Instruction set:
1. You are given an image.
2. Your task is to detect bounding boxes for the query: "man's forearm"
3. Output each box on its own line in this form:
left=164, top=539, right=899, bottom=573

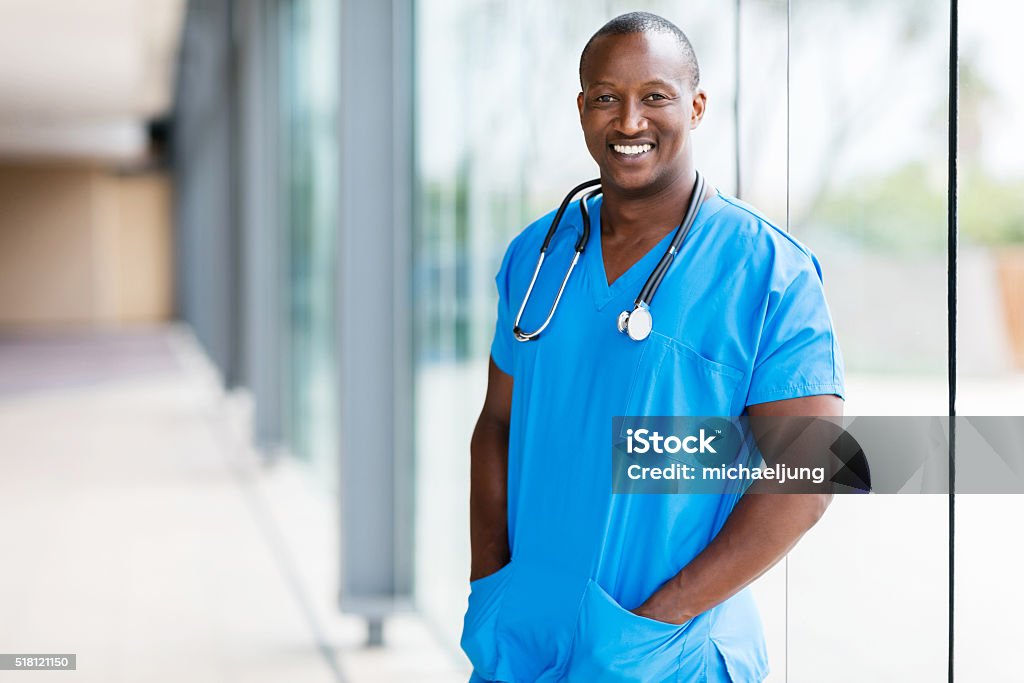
left=637, top=395, right=845, bottom=621
left=469, top=415, right=511, bottom=581
left=635, top=492, right=831, bottom=623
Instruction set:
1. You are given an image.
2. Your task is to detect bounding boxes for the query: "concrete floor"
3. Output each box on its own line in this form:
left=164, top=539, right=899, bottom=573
left=0, top=327, right=469, bottom=683
left=1, top=326, right=1021, bottom=682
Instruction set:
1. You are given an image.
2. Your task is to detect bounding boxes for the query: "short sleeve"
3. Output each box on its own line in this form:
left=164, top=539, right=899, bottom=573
left=489, top=240, right=516, bottom=376
left=745, top=252, right=846, bottom=406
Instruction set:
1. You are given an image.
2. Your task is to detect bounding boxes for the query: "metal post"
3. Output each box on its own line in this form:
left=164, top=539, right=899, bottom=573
left=336, top=0, right=415, bottom=636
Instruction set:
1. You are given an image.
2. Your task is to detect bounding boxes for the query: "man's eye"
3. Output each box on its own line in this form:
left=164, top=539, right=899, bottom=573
left=645, top=93, right=668, bottom=101
left=595, top=94, right=615, bottom=103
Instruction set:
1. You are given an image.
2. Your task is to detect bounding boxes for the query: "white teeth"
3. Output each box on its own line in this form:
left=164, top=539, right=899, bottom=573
left=612, top=144, right=653, bottom=155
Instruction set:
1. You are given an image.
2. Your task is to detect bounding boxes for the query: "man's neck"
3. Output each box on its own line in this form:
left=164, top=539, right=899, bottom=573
left=599, top=167, right=698, bottom=245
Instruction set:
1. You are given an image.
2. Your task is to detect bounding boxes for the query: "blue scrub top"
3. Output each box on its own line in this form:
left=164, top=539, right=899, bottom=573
left=462, top=191, right=845, bottom=683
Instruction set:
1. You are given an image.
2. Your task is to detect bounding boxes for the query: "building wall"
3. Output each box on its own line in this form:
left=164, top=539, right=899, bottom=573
left=0, top=163, right=173, bottom=326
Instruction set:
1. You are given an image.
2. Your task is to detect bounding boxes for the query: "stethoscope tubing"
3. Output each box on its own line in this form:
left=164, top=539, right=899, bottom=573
left=636, top=172, right=705, bottom=308
left=513, top=171, right=704, bottom=342
left=542, top=178, right=601, bottom=254
left=512, top=183, right=600, bottom=341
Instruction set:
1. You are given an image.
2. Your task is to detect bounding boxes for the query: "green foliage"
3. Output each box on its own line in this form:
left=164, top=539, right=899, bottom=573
left=814, top=163, right=946, bottom=253
left=960, top=170, right=1024, bottom=247
left=813, top=163, right=1024, bottom=252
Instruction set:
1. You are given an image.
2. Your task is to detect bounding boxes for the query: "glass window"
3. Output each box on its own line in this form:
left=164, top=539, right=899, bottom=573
left=279, top=0, right=340, bottom=489
left=783, top=0, right=950, bottom=678
left=956, top=2, right=1024, bottom=679
left=410, top=0, right=1001, bottom=676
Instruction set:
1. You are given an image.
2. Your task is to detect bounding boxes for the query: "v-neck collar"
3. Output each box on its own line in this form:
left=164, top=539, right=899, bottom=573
left=582, top=192, right=724, bottom=311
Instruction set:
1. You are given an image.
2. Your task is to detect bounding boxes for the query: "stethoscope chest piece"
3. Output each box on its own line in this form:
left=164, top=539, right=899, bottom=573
left=617, top=303, right=653, bottom=341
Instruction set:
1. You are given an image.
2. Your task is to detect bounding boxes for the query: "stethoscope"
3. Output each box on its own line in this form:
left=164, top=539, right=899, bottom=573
left=512, top=170, right=706, bottom=343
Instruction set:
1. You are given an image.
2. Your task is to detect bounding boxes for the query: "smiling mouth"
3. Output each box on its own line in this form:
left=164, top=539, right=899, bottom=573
left=610, top=143, right=654, bottom=158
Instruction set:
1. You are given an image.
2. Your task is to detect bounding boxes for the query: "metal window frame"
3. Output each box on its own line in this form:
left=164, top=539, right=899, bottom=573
left=336, top=0, right=415, bottom=643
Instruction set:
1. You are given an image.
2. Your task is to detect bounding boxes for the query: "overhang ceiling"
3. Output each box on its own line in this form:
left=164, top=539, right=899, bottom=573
left=0, top=0, right=185, bottom=163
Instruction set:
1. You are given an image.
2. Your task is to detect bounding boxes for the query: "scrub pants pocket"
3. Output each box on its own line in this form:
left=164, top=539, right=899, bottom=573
left=706, top=638, right=768, bottom=683
left=706, top=589, right=770, bottom=683
left=461, top=562, right=515, bottom=680
left=706, top=641, right=734, bottom=682
left=564, top=579, right=695, bottom=683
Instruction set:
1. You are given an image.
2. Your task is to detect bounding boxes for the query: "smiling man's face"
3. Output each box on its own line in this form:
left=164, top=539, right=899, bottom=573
left=577, top=31, right=706, bottom=198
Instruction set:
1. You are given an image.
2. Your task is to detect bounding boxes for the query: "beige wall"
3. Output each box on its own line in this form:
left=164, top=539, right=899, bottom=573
left=0, top=163, right=173, bottom=326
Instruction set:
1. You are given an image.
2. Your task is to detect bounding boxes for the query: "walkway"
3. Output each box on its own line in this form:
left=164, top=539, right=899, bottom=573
left=0, top=327, right=468, bottom=683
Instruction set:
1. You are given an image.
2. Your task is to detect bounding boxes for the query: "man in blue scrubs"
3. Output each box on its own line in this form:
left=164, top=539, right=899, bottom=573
left=463, top=12, right=845, bottom=682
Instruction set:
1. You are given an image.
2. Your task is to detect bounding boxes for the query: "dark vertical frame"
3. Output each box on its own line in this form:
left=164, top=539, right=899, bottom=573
left=946, top=0, right=958, bottom=680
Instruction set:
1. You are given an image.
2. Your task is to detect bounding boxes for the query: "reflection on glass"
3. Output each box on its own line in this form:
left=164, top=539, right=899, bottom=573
left=785, top=0, right=949, bottom=680
left=956, top=0, right=1024, bottom=405
left=279, top=0, right=339, bottom=489
left=737, top=0, right=790, bottom=673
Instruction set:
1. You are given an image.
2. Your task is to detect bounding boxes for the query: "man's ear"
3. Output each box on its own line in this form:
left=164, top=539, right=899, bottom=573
left=690, top=89, right=707, bottom=129
left=577, top=91, right=585, bottom=120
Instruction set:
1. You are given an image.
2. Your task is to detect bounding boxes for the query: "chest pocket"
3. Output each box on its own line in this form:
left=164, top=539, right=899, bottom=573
left=620, top=331, right=745, bottom=426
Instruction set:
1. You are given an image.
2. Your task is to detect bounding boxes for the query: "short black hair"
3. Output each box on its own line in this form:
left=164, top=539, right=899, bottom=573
left=579, top=12, right=700, bottom=91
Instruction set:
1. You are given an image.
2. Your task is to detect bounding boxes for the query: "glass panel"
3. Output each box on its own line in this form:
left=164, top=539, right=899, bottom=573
left=412, top=0, right=738, bottom=650
left=783, top=0, right=950, bottom=678
left=737, top=1, right=790, bottom=673
left=737, top=0, right=788, bottom=217
left=279, top=0, right=340, bottom=489
left=956, top=1, right=1024, bottom=679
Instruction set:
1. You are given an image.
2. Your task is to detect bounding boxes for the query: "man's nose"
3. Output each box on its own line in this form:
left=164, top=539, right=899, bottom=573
left=616, top=100, right=648, bottom=135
